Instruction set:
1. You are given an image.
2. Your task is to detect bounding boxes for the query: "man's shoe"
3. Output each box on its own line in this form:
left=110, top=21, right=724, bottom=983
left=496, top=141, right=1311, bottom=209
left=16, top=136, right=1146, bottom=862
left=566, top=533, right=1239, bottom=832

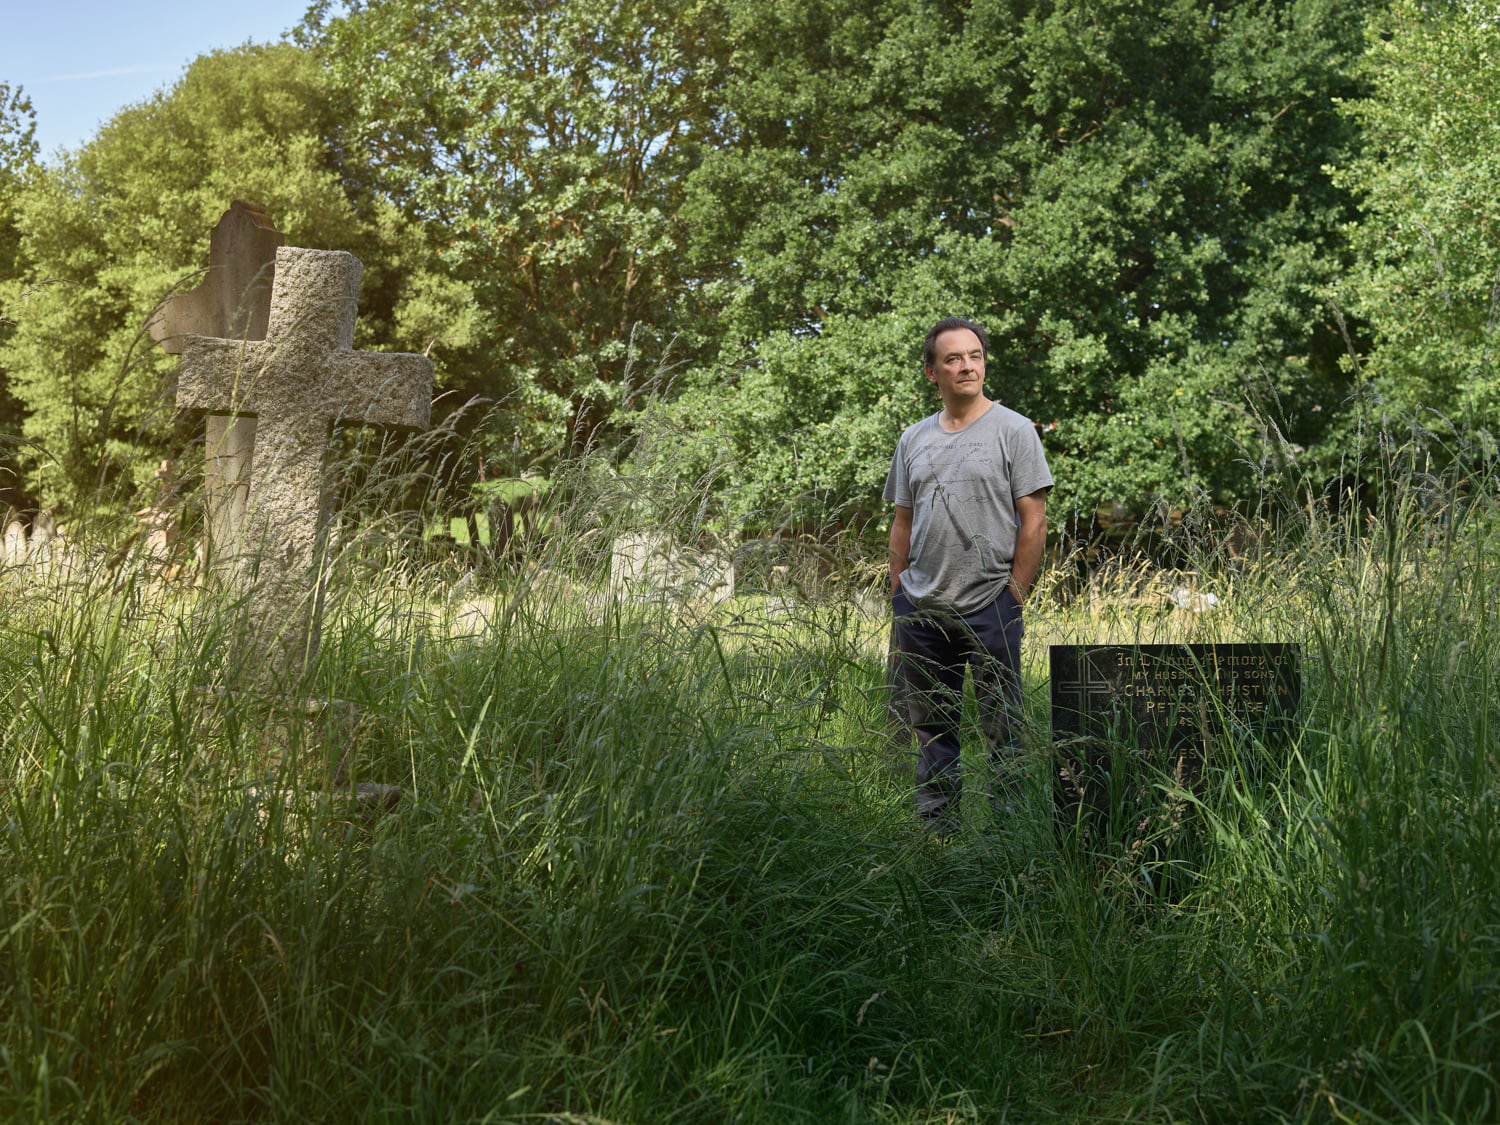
left=918, top=814, right=958, bottom=841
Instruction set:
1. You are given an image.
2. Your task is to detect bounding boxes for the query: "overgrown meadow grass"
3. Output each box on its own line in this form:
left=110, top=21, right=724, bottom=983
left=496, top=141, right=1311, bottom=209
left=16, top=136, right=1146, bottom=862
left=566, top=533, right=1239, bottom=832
left=2, top=442, right=1498, bottom=1123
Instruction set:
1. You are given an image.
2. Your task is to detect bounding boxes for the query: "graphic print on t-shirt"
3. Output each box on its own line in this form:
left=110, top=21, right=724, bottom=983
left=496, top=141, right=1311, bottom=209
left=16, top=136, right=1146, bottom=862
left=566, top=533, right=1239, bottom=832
left=927, top=435, right=1003, bottom=560
left=939, top=489, right=975, bottom=551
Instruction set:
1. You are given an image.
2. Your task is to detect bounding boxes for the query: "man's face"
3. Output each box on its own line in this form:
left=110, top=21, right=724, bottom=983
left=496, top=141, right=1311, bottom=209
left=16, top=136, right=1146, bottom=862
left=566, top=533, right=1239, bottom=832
left=925, top=328, right=986, bottom=400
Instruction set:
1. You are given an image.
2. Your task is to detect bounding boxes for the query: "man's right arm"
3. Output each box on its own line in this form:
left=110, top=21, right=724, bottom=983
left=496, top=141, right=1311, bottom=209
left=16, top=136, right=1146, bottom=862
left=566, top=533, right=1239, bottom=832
left=889, top=505, right=912, bottom=594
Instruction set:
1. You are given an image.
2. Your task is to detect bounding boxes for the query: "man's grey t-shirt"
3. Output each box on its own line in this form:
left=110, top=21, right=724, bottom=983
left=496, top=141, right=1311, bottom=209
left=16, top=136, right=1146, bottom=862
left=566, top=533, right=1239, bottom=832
left=883, top=403, right=1053, bottom=616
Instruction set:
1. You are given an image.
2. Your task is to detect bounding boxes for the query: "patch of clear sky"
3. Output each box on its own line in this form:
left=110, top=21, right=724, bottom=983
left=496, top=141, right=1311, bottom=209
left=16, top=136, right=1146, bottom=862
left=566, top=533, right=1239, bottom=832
left=1, top=0, right=314, bottom=160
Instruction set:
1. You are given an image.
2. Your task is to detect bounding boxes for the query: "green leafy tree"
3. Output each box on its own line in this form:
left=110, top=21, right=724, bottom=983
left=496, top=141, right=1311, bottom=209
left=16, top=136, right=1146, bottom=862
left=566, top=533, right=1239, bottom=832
left=0, top=84, right=40, bottom=509
left=669, top=0, right=1375, bottom=525
left=300, top=0, right=729, bottom=468
left=0, top=83, right=37, bottom=284
left=0, top=44, right=457, bottom=517
left=1326, top=0, right=1500, bottom=458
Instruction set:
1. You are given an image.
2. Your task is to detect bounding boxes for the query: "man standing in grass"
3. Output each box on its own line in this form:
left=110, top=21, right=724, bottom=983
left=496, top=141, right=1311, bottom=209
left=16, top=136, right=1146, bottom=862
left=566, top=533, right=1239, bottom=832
left=885, top=317, right=1053, bottom=836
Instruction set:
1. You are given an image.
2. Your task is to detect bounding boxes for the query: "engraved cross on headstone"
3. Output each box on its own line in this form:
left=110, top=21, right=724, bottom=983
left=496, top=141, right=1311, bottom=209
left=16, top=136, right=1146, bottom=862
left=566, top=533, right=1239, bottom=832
left=176, top=245, right=433, bottom=681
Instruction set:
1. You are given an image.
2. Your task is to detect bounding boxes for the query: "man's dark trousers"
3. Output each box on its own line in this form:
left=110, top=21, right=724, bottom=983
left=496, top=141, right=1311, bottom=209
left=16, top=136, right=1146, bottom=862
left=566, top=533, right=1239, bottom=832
left=891, top=585, right=1025, bottom=828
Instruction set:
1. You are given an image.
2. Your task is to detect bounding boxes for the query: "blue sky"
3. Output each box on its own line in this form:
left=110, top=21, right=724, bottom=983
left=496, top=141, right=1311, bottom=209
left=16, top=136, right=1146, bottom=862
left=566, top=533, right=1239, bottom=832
left=1, top=0, right=317, bottom=160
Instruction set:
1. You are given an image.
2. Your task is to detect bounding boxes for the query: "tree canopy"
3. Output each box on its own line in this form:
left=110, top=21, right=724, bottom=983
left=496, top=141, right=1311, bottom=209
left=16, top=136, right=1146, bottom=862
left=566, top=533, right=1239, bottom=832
left=0, top=83, right=39, bottom=509
left=0, top=83, right=37, bottom=285
left=665, top=0, right=1378, bottom=525
left=300, top=0, right=729, bottom=469
left=4, top=0, right=1494, bottom=533
left=1325, top=0, right=1500, bottom=463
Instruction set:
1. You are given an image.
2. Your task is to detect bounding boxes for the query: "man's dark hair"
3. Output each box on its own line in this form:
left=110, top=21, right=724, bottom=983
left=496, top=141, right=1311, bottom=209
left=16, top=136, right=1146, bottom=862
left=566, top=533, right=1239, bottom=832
left=923, top=317, right=989, bottom=368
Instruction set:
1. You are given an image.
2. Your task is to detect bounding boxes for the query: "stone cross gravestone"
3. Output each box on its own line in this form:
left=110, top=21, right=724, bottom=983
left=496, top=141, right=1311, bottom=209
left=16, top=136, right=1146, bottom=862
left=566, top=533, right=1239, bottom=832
left=1051, top=643, right=1300, bottom=838
left=148, top=200, right=284, bottom=572
left=175, top=245, right=433, bottom=682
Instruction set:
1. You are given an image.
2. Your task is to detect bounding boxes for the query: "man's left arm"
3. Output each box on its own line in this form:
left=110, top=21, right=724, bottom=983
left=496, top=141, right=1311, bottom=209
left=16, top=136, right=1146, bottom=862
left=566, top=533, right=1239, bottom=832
left=1009, top=489, right=1049, bottom=604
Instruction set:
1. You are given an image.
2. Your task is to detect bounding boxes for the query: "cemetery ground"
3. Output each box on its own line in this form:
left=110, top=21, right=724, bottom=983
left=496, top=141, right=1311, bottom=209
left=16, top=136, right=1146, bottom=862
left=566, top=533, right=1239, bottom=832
left=2, top=473, right=1498, bottom=1124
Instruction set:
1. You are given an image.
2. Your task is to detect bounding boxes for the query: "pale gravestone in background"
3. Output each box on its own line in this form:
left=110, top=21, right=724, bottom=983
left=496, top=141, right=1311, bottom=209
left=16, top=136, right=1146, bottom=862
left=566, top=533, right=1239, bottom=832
left=27, top=512, right=56, bottom=570
left=609, top=531, right=734, bottom=604
left=610, top=531, right=671, bottom=593
left=2, top=518, right=26, bottom=564
left=175, top=246, right=433, bottom=682
left=148, top=200, right=283, bottom=573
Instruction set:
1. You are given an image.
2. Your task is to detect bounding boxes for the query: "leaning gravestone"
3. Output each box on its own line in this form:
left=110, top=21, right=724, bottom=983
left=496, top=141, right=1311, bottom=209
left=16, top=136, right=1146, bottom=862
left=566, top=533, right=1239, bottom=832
left=1051, top=644, right=1300, bottom=847
left=149, top=200, right=283, bottom=575
left=148, top=199, right=281, bottom=351
left=172, top=245, right=433, bottom=684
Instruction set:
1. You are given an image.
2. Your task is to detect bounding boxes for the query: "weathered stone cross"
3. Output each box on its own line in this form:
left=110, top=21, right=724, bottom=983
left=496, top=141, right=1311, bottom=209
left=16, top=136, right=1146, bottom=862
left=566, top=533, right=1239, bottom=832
left=176, top=245, right=433, bottom=681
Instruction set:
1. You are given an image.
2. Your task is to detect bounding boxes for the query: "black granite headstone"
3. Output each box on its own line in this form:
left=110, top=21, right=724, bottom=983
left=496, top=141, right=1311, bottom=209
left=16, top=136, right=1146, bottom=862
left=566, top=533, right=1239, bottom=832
left=1051, top=644, right=1300, bottom=845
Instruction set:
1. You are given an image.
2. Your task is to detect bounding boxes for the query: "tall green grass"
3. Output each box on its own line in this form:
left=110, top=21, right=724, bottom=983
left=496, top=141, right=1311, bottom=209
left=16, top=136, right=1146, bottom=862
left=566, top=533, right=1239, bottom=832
left=2, top=429, right=1498, bottom=1122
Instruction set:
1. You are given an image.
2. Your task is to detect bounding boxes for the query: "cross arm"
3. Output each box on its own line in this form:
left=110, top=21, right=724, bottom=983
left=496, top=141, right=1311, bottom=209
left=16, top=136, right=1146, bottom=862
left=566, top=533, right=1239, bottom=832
left=325, top=352, right=434, bottom=431
left=176, top=336, right=270, bottom=415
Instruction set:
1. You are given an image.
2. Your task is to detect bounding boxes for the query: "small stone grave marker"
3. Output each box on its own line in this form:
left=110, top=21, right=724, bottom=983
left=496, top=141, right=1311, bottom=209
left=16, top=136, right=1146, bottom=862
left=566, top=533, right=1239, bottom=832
left=1051, top=643, right=1300, bottom=841
left=2, top=517, right=26, bottom=564
left=132, top=460, right=186, bottom=577
left=609, top=531, right=735, bottom=605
